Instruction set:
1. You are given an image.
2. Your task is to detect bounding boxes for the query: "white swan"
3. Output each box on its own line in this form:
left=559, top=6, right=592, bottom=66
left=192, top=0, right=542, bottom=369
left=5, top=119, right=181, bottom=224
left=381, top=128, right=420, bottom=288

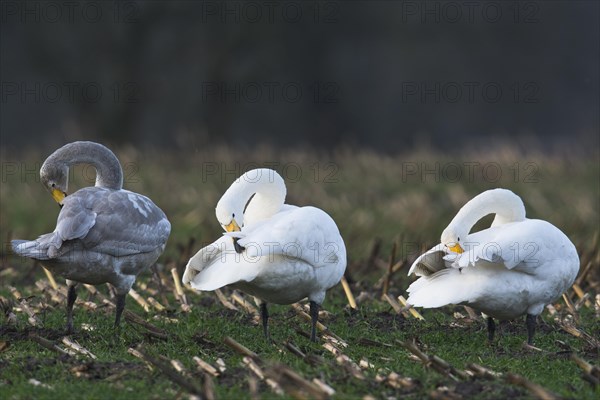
left=12, top=142, right=171, bottom=332
left=182, top=168, right=347, bottom=341
left=406, top=188, right=579, bottom=344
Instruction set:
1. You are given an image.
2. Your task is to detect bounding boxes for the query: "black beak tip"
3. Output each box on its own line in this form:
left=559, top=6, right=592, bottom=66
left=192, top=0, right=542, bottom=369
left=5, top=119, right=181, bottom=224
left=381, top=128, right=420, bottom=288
left=233, top=238, right=245, bottom=254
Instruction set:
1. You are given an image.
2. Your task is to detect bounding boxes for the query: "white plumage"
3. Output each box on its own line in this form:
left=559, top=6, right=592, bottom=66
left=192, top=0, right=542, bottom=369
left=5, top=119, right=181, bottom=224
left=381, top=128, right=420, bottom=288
left=183, top=168, right=346, bottom=341
left=406, top=188, right=579, bottom=343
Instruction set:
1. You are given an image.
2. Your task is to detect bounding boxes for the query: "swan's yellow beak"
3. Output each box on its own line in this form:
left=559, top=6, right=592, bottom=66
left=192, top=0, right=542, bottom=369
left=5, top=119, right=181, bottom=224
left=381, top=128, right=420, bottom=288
left=447, top=243, right=464, bottom=254
left=224, top=219, right=241, bottom=232
left=51, top=189, right=67, bottom=205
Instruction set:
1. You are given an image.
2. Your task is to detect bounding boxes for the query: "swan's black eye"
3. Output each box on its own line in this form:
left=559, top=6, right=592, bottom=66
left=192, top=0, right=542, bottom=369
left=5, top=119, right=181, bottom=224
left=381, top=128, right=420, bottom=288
left=457, top=237, right=461, bottom=241
left=232, top=213, right=235, bottom=218
left=51, top=183, right=56, bottom=188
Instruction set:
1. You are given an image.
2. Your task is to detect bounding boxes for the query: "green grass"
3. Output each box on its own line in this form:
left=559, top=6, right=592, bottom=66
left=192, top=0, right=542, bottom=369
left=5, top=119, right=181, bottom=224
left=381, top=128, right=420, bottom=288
left=1, top=144, right=599, bottom=399
left=1, top=289, right=598, bottom=399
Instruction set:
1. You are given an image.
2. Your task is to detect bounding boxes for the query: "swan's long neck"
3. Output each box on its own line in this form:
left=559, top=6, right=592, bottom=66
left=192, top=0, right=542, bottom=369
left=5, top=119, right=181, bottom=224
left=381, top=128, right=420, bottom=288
left=223, top=169, right=286, bottom=226
left=448, top=188, right=526, bottom=234
left=43, top=141, right=123, bottom=190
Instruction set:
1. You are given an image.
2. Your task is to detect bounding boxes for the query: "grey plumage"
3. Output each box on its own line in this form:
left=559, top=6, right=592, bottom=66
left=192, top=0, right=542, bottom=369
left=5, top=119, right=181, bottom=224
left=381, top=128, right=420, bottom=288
left=411, top=249, right=447, bottom=277
left=11, top=141, right=171, bottom=332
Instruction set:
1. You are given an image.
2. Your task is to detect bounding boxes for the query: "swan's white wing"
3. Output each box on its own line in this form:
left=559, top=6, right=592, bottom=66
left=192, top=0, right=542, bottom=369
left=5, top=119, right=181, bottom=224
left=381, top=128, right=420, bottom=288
left=406, top=263, right=509, bottom=309
left=408, top=268, right=473, bottom=308
left=182, top=235, right=262, bottom=291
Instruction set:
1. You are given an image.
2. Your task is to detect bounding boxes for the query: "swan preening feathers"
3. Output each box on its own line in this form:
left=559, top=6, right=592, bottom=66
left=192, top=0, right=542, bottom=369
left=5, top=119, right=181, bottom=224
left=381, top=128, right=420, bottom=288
left=11, top=142, right=171, bottom=332
left=407, top=188, right=579, bottom=344
left=10, top=143, right=580, bottom=347
left=182, top=168, right=347, bottom=341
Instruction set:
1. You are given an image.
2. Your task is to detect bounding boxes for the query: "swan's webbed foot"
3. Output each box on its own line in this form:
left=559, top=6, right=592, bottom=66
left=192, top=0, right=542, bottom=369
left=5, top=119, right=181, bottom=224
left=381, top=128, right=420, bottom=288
left=66, top=283, right=78, bottom=334
left=233, top=238, right=245, bottom=254
left=526, top=314, right=536, bottom=345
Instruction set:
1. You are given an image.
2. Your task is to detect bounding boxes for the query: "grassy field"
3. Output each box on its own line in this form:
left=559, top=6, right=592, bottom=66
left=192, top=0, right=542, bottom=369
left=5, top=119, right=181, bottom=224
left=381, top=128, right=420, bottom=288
left=1, top=144, right=599, bottom=399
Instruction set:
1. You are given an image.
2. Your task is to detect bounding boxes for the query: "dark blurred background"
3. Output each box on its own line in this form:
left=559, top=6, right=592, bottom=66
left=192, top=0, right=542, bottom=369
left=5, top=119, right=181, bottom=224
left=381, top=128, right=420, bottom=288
left=0, top=0, right=598, bottom=152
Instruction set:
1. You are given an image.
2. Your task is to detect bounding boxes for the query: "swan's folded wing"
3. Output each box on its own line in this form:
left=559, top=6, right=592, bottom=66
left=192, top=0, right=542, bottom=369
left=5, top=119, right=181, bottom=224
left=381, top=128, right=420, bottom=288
left=69, top=189, right=171, bottom=257
left=28, top=194, right=98, bottom=258
left=56, top=196, right=97, bottom=242
left=233, top=206, right=344, bottom=268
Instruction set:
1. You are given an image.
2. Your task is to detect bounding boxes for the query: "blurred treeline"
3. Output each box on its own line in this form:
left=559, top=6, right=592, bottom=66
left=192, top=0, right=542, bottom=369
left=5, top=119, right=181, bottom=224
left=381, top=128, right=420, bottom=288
left=1, top=1, right=598, bottom=152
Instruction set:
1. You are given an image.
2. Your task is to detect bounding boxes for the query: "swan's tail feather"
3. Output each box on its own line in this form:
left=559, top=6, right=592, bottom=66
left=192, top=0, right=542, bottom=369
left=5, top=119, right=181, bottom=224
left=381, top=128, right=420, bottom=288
left=11, top=239, right=51, bottom=260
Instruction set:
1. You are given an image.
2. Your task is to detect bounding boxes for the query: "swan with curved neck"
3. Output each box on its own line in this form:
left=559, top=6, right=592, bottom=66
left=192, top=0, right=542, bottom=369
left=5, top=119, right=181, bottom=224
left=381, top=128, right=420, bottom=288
left=216, top=168, right=286, bottom=231
left=184, top=168, right=346, bottom=342
left=40, top=141, right=123, bottom=205
left=12, top=141, right=170, bottom=333
left=407, top=188, right=579, bottom=344
left=441, top=188, right=526, bottom=253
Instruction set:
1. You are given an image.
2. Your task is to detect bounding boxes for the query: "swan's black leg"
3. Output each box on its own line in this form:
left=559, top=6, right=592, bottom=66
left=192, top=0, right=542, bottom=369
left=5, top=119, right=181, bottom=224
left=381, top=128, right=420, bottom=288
left=309, top=301, right=320, bottom=342
left=114, top=293, right=127, bottom=328
left=66, top=283, right=78, bottom=334
left=260, top=302, right=271, bottom=342
left=526, top=314, right=536, bottom=345
left=487, top=317, right=496, bottom=342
